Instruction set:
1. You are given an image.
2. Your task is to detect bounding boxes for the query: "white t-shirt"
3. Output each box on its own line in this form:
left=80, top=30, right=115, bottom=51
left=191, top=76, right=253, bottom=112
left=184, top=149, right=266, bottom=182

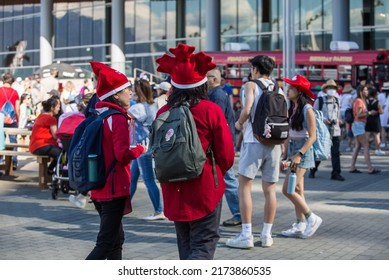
left=340, top=93, right=353, bottom=113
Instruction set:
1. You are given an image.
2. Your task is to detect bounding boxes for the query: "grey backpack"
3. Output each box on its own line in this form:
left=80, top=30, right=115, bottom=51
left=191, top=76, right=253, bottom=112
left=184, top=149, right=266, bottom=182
left=149, top=103, right=207, bottom=183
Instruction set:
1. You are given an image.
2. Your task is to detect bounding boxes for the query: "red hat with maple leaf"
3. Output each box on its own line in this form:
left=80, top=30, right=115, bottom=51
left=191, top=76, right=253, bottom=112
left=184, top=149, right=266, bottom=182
left=156, top=44, right=216, bottom=89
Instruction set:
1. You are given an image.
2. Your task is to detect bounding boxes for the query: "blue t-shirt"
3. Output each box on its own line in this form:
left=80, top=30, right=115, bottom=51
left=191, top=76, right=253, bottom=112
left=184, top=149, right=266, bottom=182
left=222, top=84, right=233, bottom=96
left=208, top=86, right=235, bottom=143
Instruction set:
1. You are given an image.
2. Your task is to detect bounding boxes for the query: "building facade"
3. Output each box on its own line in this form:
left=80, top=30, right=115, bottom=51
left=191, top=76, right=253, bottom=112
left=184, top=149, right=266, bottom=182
left=0, top=0, right=388, bottom=78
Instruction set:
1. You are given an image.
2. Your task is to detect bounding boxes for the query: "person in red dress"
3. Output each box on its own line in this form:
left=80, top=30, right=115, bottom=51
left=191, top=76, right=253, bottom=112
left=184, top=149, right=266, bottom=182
left=29, top=95, right=61, bottom=175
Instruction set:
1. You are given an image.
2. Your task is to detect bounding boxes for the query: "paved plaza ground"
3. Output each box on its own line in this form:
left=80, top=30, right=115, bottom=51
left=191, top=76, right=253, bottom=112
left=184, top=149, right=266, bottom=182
left=0, top=148, right=388, bottom=260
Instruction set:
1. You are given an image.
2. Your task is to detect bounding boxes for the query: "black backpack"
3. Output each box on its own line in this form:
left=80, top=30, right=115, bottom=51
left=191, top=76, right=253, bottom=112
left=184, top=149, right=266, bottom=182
left=251, top=80, right=289, bottom=145
left=68, top=109, right=126, bottom=193
left=344, top=107, right=354, bottom=124
left=149, top=103, right=208, bottom=183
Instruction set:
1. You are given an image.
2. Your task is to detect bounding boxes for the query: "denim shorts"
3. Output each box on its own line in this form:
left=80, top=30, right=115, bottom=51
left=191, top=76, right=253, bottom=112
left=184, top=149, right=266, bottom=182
left=352, top=121, right=365, bottom=137
left=288, top=138, right=315, bottom=169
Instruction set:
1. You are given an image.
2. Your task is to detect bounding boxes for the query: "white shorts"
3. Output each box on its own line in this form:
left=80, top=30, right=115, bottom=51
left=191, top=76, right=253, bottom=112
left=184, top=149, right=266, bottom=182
left=238, top=142, right=282, bottom=183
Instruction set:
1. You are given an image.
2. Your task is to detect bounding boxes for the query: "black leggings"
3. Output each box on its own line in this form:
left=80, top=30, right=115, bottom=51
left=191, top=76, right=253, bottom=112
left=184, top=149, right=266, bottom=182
left=33, top=145, right=62, bottom=171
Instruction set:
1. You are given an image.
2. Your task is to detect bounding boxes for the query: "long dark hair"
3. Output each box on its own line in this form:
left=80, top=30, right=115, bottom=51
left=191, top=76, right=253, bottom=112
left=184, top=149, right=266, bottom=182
left=288, top=91, right=309, bottom=131
left=167, top=83, right=209, bottom=107
left=42, top=95, right=60, bottom=113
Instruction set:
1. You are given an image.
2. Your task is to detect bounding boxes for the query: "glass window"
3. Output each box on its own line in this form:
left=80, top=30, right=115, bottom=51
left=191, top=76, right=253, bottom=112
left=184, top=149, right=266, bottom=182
left=2, top=5, right=14, bottom=49
left=151, top=0, right=167, bottom=51
left=54, top=3, right=69, bottom=48
left=151, top=0, right=166, bottom=42
left=298, top=0, right=324, bottom=51
left=240, top=65, right=251, bottom=79
left=217, top=64, right=227, bottom=78
left=270, top=0, right=281, bottom=50
left=356, top=65, right=372, bottom=82
left=227, top=64, right=239, bottom=78
left=375, top=0, right=389, bottom=25
left=67, top=3, right=81, bottom=59
left=186, top=0, right=201, bottom=49
left=308, top=65, right=322, bottom=80
left=199, top=0, right=207, bottom=50
left=92, top=2, right=107, bottom=62
left=135, top=0, right=150, bottom=42
left=166, top=0, right=176, bottom=48
left=350, top=0, right=363, bottom=27
left=125, top=1, right=135, bottom=53
left=221, top=0, right=238, bottom=48
left=323, top=66, right=337, bottom=80
left=338, top=65, right=352, bottom=81
left=295, top=65, right=308, bottom=76
left=271, top=67, right=278, bottom=79
left=238, top=0, right=257, bottom=36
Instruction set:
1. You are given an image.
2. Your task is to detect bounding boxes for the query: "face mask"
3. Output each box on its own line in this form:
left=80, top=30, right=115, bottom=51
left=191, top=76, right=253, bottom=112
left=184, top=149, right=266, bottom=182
left=327, top=89, right=337, bottom=96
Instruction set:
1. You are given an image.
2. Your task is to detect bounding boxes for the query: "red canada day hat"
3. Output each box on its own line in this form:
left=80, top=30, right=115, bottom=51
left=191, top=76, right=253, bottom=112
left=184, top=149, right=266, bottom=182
left=156, top=44, right=216, bottom=89
left=90, top=61, right=131, bottom=100
left=282, top=74, right=316, bottom=101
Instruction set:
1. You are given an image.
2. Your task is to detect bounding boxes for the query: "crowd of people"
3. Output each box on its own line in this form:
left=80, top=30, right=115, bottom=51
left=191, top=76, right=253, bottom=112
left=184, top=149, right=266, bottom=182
left=1, top=44, right=388, bottom=260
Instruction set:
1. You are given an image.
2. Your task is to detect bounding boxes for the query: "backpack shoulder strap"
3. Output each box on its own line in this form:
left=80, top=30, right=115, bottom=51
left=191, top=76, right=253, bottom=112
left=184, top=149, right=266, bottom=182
left=318, top=96, right=324, bottom=111
left=1, top=87, right=14, bottom=102
left=99, top=109, right=126, bottom=119
left=303, top=104, right=313, bottom=128
left=252, top=79, right=266, bottom=91
left=253, top=79, right=279, bottom=94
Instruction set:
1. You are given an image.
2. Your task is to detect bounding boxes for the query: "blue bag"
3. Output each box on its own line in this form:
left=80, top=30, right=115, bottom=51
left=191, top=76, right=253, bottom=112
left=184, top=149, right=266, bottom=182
left=68, top=109, right=126, bottom=193
left=303, top=104, right=332, bottom=161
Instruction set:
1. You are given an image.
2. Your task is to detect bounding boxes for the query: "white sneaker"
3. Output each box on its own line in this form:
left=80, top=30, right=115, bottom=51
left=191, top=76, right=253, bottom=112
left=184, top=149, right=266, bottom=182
left=260, top=234, right=273, bottom=248
left=142, top=212, right=166, bottom=221
left=375, top=149, right=385, bottom=156
left=301, top=214, right=322, bottom=239
left=281, top=222, right=307, bottom=237
left=69, top=194, right=87, bottom=209
left=225, top=233, right=254, bottom=249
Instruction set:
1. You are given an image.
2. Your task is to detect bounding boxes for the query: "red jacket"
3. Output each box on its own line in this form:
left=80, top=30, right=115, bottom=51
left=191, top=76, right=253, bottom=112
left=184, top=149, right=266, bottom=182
left=90, top=102, right=144, bottom=205
left=157, top=100, right=235, bottom=221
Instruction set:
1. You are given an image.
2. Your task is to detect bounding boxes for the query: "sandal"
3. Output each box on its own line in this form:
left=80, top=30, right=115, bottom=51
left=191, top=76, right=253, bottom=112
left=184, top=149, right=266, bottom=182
left=349, top=169, right=362, bottom=173
left=368, top=169, right=381, bottom=175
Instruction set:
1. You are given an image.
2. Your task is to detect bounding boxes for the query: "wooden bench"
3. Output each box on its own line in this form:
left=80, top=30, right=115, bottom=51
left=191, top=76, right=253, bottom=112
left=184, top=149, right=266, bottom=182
left=0, top=150, right=51, bottom=188
left=5, top=143, right=29, bottom=150
left=1, top=128, right=51, bottom=188
left=3, top=127, right=32, bottom=137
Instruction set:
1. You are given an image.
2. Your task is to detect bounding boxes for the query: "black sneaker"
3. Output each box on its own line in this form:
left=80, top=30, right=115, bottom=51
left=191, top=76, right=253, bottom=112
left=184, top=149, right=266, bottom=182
left=222, top=217, right=242, bottom=227
left=308, top=170, right=315, bottom=178
left=12, top=162, right=18, bottom=170
left=331, top=174, right=345, bottom=181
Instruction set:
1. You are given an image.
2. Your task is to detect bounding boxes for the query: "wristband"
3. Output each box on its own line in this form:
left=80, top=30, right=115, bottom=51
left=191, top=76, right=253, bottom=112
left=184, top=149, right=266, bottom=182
left=298, top=150, right=304, bottom=157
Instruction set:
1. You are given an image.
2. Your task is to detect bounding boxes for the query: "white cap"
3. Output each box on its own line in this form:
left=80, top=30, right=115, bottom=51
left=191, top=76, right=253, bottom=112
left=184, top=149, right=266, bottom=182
left=155, top=81, right=171, bottom=91
left=16, top=77, right=22, bottom=82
